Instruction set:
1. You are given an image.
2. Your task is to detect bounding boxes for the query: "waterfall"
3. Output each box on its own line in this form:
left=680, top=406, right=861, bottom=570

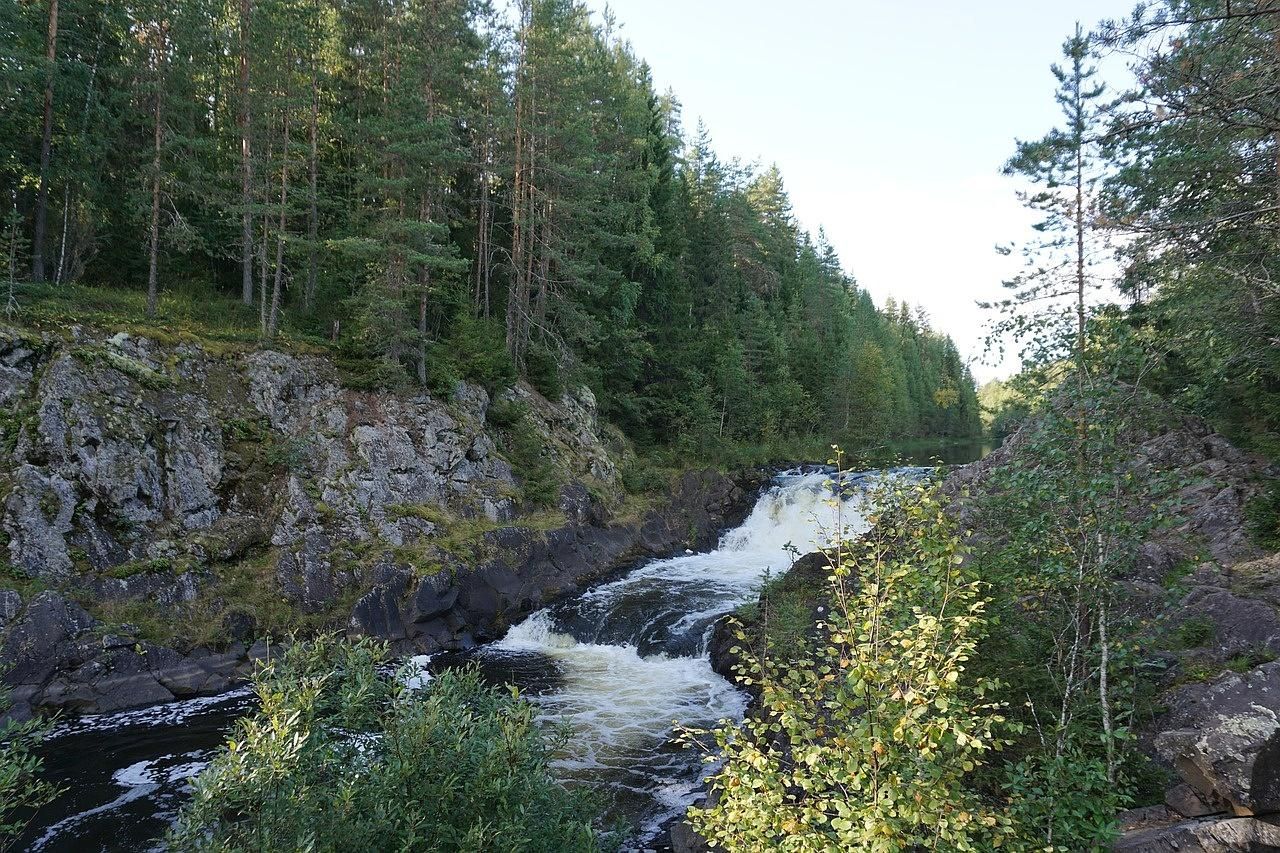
left=482, top=467, right=875, bottom=841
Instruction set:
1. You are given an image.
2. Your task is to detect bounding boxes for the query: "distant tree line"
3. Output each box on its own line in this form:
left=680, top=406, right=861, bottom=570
left=0, top=0, right=979, bottom=453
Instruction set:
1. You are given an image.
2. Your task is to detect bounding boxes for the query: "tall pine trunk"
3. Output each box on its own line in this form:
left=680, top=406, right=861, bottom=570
left=56, top=21, right=103, bottom=286
left=238, top=0, right=254, bottom=306
left=145, top=22, right=168, bottom=318
left=267, top=108, right=290, bottom=339
left=505, top=1, right=534, bottom=369
left=31, top=0, right=59, bottom=283
left=305, top=0, right=320, bottom=314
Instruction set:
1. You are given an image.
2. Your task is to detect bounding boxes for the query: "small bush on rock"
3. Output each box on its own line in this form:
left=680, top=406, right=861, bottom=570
left=169, top=636, right=602, bottom=852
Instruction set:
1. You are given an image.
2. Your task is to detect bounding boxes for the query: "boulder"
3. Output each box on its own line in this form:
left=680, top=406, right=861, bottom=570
left=0, top=591, right=97, bottom=687
left=1156, top=661, right=1280, bottom=816
left=669, top=820, right=711, bottom=853
left=1166, top=782, right=1224, bottom=819
left=409, top=571, right=459, bottom=622
left=1165, top=587, right=1280, bottom=663
left=1232, top=553, right=1280, bottom=609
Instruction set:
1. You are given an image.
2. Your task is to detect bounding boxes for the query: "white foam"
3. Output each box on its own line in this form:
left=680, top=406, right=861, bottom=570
left=47, top=686, right=254, bottom=739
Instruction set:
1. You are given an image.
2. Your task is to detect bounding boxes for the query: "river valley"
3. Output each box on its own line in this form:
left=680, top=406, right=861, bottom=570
left=18, top=466, right=913, bottom=851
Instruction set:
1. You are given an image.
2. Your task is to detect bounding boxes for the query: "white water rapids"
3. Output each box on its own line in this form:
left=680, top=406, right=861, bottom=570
left=480, top=467, right=878, bottom=841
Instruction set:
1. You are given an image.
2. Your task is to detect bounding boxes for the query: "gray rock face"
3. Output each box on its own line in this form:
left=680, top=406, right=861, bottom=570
left=1156, top=661, right=1280, bottom=817
left=1167, top=587, right=1280, bottom=664
left=0, top=325, right=761, bottom=718
left=0, top=327, right=610, bottom=619
left=347, top=470, right=757, bottom=655
left=0, top=589, right=268, bottom=720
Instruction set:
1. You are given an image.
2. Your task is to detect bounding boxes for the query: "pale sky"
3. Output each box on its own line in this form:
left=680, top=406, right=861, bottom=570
left=583, top=0, right=1135, bottom=380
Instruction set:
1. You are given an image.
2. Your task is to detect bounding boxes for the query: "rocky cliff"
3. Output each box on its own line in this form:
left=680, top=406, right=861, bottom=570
left=0, top=326, right=757, bottom=720
left=950, top=405, right=1280, bottom=850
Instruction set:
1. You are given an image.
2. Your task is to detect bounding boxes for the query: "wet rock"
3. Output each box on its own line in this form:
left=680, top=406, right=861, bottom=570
left=222, top=609, right=257, bottom=644
left=669, top=820, right=710, bottom=853
left=145, top=647, right=229, bottom=699
left=350, top=583, right=408, bottom=641
left=1, top=591, right=97, bottom=687
left=409, top=571, right=459, bottom=622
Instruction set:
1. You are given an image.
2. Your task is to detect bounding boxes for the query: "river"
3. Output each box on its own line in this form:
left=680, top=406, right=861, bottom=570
left=17, top=464, right=942, bottom=851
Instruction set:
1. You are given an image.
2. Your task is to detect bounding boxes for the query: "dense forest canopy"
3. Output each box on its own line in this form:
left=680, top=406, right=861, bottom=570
left=0, top=0, right=981, bottom=455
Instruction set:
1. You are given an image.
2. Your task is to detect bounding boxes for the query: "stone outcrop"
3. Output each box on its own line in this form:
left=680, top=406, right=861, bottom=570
left=346, top=469, right=755, bottom=654
left=0, top=326, right=758, bottom=719
left=0, top=589, right=271, bottom=719
left=1114, top=811, right=1280, bottom=852
left=1154, top=661, right=1280, bottom=818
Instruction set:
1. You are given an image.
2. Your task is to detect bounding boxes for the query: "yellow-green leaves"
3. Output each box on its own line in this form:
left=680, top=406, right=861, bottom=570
left=681, top=475, right=1016, bottom=852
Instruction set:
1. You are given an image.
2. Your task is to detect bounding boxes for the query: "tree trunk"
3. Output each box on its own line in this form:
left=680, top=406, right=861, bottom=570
left=7, top=192, right=18, bottom=315
left=417, top=283, right=429, bottom=385
left=267, top=109, right=290, bottom=340
left=1099, top=602, right=1115, bottom=784
left=305, top=0, right=320, bottom=314
left=56, top=21, right=104, bottom=286
left=505, top=1, right=533, bottom=368
left=31, top=0, right=59, bottom=283
left=259, top=213, right=269, bottom=336
left=238, top=0, right=254, bottom=306
left=145, top=22, right=168, bottom=319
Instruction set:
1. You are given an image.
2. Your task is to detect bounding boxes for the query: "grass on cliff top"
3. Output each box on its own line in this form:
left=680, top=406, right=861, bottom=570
left=5, top=280, right=332, bottom=356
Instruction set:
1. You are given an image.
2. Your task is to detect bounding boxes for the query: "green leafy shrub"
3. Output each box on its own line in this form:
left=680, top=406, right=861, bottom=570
left=450, top=316, right=517, bottom=391
left=505, top=419, right=560, bottom=508
left=486, top=401, right=560, bottom=508
left=1176, top=617, right=1215, bottom=649
left=620, top=461, right=668, bottom=495
left=1, top=686, right=60, bottom=848
left=486, top=397, right=528, bottom=429
left=263, top=436, right=309, bottom=471
left=682, top=474, right=1016, bottom=851
left=169, top=636, right=601, bottom=852
left=525, top=341, right=563, bottom=400
left=1003, top=745, right=1124, bottom=851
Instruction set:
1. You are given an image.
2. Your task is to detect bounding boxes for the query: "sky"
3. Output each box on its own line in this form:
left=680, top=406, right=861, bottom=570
left=581, top=0, right=1135, bottom=381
